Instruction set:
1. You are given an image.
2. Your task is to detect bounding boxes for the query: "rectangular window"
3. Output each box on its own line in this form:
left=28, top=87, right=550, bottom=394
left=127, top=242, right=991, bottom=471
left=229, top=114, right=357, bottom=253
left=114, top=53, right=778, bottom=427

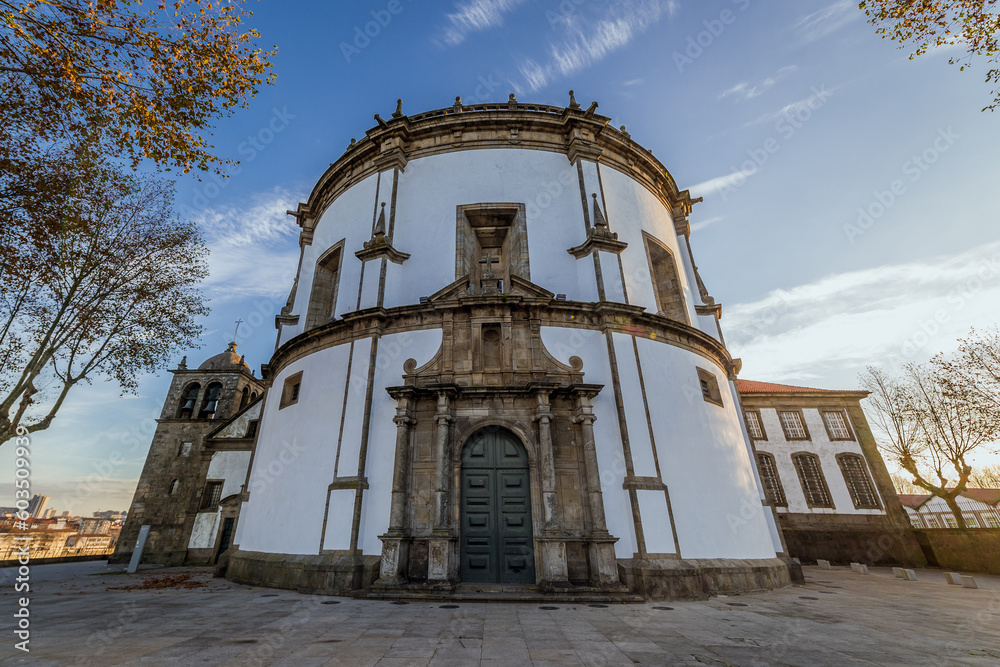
left=697, top=368, right=724, bottom=407
left=985, top=516, right=1000, bottom=528
left=837, top=454, right=881, bottom=509
left=744, top=410, right=765, bottom=440
left=756, top=453, right=787, bottom=507
left=793, top=453, right=834, bottom=508
left=779, top=411, right=809, bottom=440
left=177, top=441, right=192, bottom=457
left=200, top=481, right=223, bottom=511
left=245, top=420, right=259, bottom=439
left=963, top=515, right=979, bottom=528
left=944, top=515, right=958, bottom=528
left=910, top=517, right=923, bottom=529
left=279, top=371, right=303, bottom=409
left=925, top=516, right=940, bottom=528
left=822, top=410, right=853, bottom=440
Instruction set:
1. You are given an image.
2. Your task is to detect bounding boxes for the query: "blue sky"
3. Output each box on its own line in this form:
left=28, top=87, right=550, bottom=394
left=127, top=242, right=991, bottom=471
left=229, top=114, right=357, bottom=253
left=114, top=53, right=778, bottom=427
left=8, top=0, right=1000, bottom=515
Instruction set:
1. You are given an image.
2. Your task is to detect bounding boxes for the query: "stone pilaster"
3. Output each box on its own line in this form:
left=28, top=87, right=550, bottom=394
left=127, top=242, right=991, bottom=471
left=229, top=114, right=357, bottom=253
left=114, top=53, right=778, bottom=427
left=374, top=396, right=414, bottom=588
left=573, top=392, right=621, bottom=587
left=535, top=391, right=570, bottom=587
left=428, top=391, right=455, bottom=585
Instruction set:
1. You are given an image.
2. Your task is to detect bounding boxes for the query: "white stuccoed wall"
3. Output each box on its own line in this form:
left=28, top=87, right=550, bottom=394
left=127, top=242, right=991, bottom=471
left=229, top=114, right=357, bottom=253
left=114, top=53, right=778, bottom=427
left=188, top=451, right=251, bottom=549
left=753, top=408, right=887, bottom=516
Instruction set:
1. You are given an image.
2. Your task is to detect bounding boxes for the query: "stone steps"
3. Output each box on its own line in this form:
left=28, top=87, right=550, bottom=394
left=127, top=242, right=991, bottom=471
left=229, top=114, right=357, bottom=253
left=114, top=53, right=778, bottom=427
left=353, top=585, right=645, bottom=604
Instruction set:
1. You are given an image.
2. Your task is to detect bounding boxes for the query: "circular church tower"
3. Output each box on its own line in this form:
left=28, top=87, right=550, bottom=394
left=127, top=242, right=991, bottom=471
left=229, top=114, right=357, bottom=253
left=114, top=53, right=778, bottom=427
left=227, top=94, right=794, bottom=599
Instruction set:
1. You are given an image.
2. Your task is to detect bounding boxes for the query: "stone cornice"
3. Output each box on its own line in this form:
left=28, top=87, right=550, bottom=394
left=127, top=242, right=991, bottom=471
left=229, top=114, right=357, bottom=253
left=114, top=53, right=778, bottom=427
left=265, top=296, right=736, bottom=386
left=290, top=100, right=701, bottom=240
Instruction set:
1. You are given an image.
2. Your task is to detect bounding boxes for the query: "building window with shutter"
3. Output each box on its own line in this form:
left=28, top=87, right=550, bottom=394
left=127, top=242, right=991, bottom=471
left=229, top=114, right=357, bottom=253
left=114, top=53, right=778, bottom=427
left=696, top=368, right=724, bottom=407
left=837, top=454, right=881, bottom=509
left=306, top=243, right=344, bottom=329
left=792, top=453, right=834, bottom=509
left=200, top=481, right=224, bottom=511
left=779, top=410, right=809, bottom=440
left=756, top=452, right=787, bottom=507
left=822, top=410, right=854, bottom=440
left=744, top=410, right=766, bottom=440
left=280, top=371, right=303, bottom=409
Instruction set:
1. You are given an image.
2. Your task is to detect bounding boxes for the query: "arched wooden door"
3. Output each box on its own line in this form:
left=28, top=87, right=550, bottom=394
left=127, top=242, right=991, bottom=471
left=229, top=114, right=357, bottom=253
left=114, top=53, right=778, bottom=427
left=460, top=428, right=535, bottom=584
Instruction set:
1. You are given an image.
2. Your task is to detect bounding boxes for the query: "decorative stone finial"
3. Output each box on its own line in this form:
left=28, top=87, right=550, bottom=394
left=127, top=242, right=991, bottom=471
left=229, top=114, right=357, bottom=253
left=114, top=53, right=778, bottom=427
left=227, top=341, right=238, bottom=352
left=374, top=113, right=388, bottom=128
left=568, top=90, right=580, bottom=109
left=178, top=356, right=187, bottom=370
left=392, top=99, right=403, bottom=118
left=453, top=96, right=463, bottom=113
left=620, top=125, right=630, bottom=138
left=373, top=202, right=387, bottom=240
left=508, top=93, right=517, bottom=110
left=592, top=194, right=608, bottom=228
left=349, top=137, right=356, bottom=149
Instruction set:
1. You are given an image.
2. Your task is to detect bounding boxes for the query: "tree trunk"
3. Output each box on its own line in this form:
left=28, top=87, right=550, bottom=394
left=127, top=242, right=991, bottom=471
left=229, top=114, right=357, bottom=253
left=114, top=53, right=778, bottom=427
left=942, top=494, right=967, bottom=529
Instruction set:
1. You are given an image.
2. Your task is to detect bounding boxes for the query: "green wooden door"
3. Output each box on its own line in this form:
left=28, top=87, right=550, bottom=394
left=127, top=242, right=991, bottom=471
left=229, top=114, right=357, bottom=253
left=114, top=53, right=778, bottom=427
left=460, top=429, right=535, bottom=584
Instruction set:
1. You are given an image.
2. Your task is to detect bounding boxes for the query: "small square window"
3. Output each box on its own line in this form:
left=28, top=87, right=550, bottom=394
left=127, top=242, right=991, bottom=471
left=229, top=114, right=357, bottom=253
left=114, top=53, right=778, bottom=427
left=822, top=410, right=853, bottom=440
left=925, top=516, right=940, bottom=528
left=200, top=481, right=224, bottom=511
left=696, top=368, right=724, bottom=407
left=985, top=516, right=1000, bottom=528
left=779, top=411, right=809, bottom=440
left=944, top=516, right=958, bottom=528
left=963, top=515, right=979, bottom=528
left=177, top=441, right=193, bottom=457
left=279, top=371, right=303, bottom=409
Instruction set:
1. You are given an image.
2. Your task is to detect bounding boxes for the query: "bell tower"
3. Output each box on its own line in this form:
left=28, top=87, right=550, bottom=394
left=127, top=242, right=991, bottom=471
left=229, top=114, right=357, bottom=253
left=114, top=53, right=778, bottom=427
left=112, top=341, right=264, bottom=566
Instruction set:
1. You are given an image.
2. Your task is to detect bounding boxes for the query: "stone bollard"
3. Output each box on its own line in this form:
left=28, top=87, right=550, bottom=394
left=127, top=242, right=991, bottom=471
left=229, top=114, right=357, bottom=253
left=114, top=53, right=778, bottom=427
left=892, top=567, right=904, bottom=578
left=816, top=559, right=832, bottom=570
left=858, top=564, right=870, bottom=575
left=850, top=562, right=860, bottom=572
left=903, top=569, right=918, bottom=581
left=945, top=572, right=963, bottom=585
left=961, top=576, right=977, bottom=589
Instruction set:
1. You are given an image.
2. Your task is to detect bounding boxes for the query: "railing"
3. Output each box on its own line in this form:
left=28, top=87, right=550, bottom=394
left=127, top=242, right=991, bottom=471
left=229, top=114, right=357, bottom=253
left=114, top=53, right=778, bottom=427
left=406, top=102, right=567, bottom=123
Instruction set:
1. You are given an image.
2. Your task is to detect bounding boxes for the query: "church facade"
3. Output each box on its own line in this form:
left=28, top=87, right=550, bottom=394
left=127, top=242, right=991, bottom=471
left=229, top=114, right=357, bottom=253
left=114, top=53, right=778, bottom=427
left=119, top=95, right=808, bottom=599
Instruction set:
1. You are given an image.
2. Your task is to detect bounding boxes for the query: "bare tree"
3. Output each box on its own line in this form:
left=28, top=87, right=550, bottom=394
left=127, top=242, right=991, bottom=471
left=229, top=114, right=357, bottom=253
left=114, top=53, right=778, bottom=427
left=0, top=160, right=208, bottom=446
left=861, top=363, right=999, bottom=528
left=939, top=326, right=1000, bottom=416
left=969, top=464, right=1000, bottom=489
left=890, top=473, right=925, bottom=494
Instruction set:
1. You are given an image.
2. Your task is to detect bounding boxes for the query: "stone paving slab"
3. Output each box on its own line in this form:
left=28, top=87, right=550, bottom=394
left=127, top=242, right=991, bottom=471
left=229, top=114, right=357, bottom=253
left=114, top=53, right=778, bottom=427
left=0, top=561, right=998, bottom=665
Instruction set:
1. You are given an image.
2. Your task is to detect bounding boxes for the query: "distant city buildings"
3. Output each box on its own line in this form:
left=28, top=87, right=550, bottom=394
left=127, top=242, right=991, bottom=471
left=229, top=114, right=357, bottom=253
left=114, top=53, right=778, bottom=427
left=0, top=503, right=128, bottom=563
left=26, top=494, right=49, bottom=518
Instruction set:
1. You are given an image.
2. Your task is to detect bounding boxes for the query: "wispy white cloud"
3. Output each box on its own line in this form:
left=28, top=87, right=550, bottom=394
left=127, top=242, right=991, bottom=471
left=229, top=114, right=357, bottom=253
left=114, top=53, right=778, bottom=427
left=688, top=170, right=755, bottom=198
left=438, top=0, right=529, bottom=47
left=720, top=66, right=798, bottom=102
left=690, top=216, right=724, bottom=233
left=743, top=84, right=836, bottom=127
left=516, top=0, right=675, bottom=92
left=194, top=188, right=304, bottom=301
left=793, top=0, right=860, bottom=43
left=726, top=240, right=1000, bottom=384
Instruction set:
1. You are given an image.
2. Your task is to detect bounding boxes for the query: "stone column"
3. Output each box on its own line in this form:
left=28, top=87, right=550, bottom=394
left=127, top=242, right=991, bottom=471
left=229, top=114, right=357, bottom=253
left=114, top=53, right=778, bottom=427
left=573, top=392, right=621, bottom=587
left=535, top=391, right=570, bottom=587
left=428, top=391, right=455, bottom=586
left=375, top=394, right=414, bottom=588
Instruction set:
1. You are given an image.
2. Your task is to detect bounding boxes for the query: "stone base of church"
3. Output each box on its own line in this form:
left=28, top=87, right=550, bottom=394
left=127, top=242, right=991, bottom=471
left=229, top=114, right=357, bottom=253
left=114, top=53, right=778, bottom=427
left=228, top=549, right=797, bottom=600
left=227, top=549, right=381, bottom=595
left=616, top=557, right=799, bottom=600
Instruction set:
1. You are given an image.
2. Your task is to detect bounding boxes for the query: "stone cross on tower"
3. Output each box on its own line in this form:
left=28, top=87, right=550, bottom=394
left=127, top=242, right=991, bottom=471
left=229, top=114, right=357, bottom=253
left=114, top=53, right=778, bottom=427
left=478, top=251, right=501, bottom=294
left=479, top=251, right=500, bottom=279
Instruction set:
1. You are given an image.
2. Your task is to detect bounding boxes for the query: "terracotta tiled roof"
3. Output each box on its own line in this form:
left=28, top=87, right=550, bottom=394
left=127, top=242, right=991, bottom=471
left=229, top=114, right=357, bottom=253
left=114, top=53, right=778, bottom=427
left=897, top=494, right=930, bottom=509
left=896, top=489, right=1000, bottom=508
left=736, top=379, right=867, bottom=396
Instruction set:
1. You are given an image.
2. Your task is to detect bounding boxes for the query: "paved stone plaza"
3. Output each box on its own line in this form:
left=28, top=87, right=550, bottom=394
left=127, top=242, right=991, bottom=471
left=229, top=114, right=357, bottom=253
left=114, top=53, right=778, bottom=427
left=1, top=562, right=998, bottom=666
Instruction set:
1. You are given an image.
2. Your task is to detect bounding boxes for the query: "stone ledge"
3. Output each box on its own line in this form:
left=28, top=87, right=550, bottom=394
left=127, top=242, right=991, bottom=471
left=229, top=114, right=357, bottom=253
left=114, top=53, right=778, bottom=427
left=228, top=548, right=795, bottom=601
left=617, top=557, right=795, bottom=601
